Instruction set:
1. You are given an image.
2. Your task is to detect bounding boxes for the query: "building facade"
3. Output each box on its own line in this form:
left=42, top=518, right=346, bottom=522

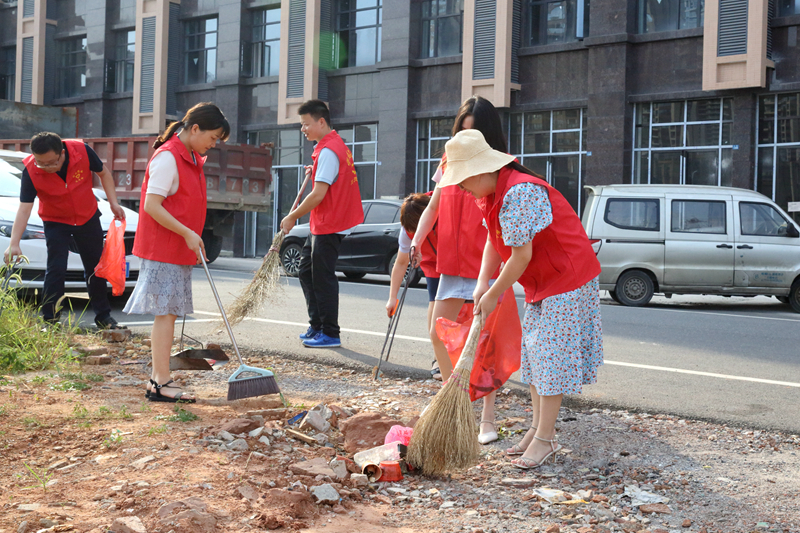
left=2, top=0, right=800, bottom=256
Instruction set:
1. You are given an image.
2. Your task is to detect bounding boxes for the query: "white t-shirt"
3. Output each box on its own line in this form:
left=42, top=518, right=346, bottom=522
left=397, top=229, right=412, bottom=253
left=146, top=151, right=180, bottom=197
left=431, top=165, right=443, bottom=185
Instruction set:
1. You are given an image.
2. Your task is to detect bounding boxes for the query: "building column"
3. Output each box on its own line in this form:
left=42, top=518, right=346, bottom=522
left=132, top=0, right=178, bottom=135
left=277, top=0, right=322, bottom=125
left=80, top=0, right=108, bottom=137
left=461, top=0, right=520, bottom=108
left=15, top=0, right=51, bottom=105
left=215, top=0, right=243, bottom=142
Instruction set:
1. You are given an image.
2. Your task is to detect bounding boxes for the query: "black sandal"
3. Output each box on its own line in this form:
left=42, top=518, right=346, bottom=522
left=145, top=378, right=157, bottom=399
left=148, top=379, right=196, bottom=403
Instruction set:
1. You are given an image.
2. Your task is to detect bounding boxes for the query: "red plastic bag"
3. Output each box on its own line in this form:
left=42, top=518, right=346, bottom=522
left=436, top=287, right=521, bottom=401
left=95, top=219, right=126, bottom=296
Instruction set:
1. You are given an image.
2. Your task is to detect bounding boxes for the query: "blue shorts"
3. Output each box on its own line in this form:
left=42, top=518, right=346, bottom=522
left=426, top=276, right=440, bottom=302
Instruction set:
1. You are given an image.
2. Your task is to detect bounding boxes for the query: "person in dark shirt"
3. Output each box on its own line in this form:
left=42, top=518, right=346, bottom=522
left=3, top=132, right=127, bottom=329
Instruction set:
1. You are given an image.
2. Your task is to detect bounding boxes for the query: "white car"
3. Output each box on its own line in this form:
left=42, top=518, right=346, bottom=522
left=0, top=149, right=141, bottom=294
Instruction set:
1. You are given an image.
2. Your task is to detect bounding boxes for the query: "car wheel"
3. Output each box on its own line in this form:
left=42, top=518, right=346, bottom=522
left=343, top=271, right=366, bottom=279
left=776, top=295, right=790, bottom=305
left=281, top=243, right=302, bottom=277
left=201, top=230, right=223, bottom=263
left=615, top=270, right=654, bottom=307
left=608, top=289, right=621, bottom=304
left=790, top=281, right=800, bottom=314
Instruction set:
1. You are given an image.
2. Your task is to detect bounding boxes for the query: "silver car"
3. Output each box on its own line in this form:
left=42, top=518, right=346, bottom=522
left=582, top=185, right=800, bottom=312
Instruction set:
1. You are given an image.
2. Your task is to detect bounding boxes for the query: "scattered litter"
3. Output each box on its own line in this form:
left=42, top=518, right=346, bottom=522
left=624, top=485, right=670, bottom=506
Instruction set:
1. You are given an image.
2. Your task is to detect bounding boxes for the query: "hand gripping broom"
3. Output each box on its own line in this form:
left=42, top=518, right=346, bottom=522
left=407, top=312, right=484, bottom=476
left=225, top=172, right=312, bottom=326
left=200, top=256, right=280, bottom=400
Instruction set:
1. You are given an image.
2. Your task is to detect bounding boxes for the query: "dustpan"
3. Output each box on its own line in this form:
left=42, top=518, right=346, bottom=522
left=169, top=315, right=229, bottom=371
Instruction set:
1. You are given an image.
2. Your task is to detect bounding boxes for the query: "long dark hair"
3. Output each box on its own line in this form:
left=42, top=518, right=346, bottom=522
left=452, top=96, right=508, bottom=153
left=154, top=102, right=231, bottom=149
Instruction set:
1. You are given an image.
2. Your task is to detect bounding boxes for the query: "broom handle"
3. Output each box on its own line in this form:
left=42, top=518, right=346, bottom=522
left=452, top=312, right=484, bottom=373
left=200, top=256, right=245, bottom=366
left=290, top=172, right=312, bottom=214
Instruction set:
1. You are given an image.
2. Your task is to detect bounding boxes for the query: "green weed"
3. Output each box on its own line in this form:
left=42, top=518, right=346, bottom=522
left=97, top=406, right=112, bottom=417
left=155, top=405, right=199, bottom=423
left=139, top=402, right=152, bottom=413
left=0, top=404, right=7, bottom=416
left=18, top=462, right=52, bottom=492
left=103, top=429, right=123, bottom=448
left=51, top=380, right=90, bottom=392
left=30, top=375, right=49, bottom=385
left=21, top=417, right=41, bottom=428
left=148, top=423, right=167, bottom=436
left=71, top=404, right=90, bottom=419
left=84, top=373, right=103, bottom=382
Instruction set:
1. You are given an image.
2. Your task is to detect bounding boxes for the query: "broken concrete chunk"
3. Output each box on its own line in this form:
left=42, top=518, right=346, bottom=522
left=300, top=410, right=331, bottom=433
left=226, top=439, right=249, bottom=452
left=311, top=483, right=340, bottom=505
left=130, top=455, right=155, bottom=470
left=110, top=516, right=146, bottom=533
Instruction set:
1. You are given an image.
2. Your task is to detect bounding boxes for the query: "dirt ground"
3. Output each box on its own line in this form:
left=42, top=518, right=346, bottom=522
left=1, top=332, right=799, bottom=533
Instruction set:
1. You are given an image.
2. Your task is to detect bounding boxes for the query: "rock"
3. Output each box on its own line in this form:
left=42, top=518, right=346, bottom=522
left=577, top=528, right=594, bottom=533
left=258, top=436, right=271, bottom=447
left=110, top=516, right=146, bottom=533
left=130, top=455, right=155, bottom=470
left=682, top=519, right=692, bottom=528
left=76, top=345, right=108, bottom=356
left=500, top=478, right=537, bottom=488
left=300, top=410, right=331, bottom=433
left=143, top=339, right=152, bottom=347
left=39, top=518, right=56, bottom=528
left=591, top=494, right=609, bottom=503
left=545, top=526, right=560, bottom=533
left=289, top=457, right=337, bottom=478
left=85, top=355, right=112, bottom=365
left=17, top=504, right=41, bottom=512
left=248, top=427, right=265, bottom=438
left=17, top=521, right=28, bottom=533
left=329, top=459, right=349, bottom=480
left=218, top=431, right=235, bottom=442
left=638, top=503, right=672, bottom=514
left=226, top=439, right=250, bottom=452
left=237, top=484, right=259, bottom=501
left=157, top=497, right=208, bottom=519
left=215, top=418, right=260, bottom=435
left=248, top=408, right=287, bottom=421
left=160, top=509, right=216, bottom=533
left=101, top=329, right=132, bottom=343
left=350, top=473, right=369, bottom=488
left=338, top=412, right=402, bottom=453
left=48, top=459, right=69, bottom=470
left=311, top=484, right=340, bottom=505
left=94, top=454, right=118, bottom=464
left=439, top=501, right=455, bottom=510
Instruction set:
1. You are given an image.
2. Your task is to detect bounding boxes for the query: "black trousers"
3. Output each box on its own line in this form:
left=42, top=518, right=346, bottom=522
left=298, top=233, right=344, bottom=338
left=42, top=210, right=111, bottom=321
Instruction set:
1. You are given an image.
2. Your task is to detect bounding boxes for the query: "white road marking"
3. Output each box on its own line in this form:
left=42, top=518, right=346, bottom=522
left=611, top=304, right=800, bottom=323
left=124, top=312, right=800, bottom=389
left=120, top=318, right=220, bottom=326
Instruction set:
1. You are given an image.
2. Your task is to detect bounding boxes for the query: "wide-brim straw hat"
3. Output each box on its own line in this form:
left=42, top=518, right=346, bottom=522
left=439, top=129, right=516, bottom=188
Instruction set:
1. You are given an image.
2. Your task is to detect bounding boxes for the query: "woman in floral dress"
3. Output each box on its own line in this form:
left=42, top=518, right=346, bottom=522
left=438, top=129, right=604, bottom=469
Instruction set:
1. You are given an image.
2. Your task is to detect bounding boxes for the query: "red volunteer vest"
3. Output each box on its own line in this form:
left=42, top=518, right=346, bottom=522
left=310, top=131, right=364, bottom=235
left=23, top=140, right=98, bottom=225
left=405, top=225, right=439, bottom=279
left=436, top=155, right=492, bottom=279
left=132, top=136, right=208, bottom=265
left=477, top=167, right=601, bottom=303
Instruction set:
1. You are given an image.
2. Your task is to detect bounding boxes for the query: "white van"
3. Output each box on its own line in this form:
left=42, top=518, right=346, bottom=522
left=582, top=185, right=800, bottom=312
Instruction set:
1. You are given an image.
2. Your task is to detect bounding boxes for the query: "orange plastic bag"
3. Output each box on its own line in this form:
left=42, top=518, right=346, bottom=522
left=436, top=287, right=521, bottom=401
left=94, top=219, right=126, bottom=296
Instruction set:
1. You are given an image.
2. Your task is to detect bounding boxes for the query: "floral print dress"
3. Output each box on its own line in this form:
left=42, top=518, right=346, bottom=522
left=500, top=182, right=604, bottom=396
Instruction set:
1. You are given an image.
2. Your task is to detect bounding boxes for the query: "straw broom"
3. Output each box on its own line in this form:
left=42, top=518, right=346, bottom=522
left=407, top=313, right=484, bottom=476
left=225, top=174, right=311, bottom=326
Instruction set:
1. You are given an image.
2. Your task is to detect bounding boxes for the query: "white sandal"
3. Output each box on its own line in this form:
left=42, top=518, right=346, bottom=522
left=478, top=420, right=498, bottom=445
left=511, top=436, right=562, bottom=470
left=506, top=425, right=537, bottom=456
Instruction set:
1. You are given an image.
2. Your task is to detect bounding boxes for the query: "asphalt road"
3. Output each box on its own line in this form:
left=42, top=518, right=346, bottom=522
left=73, top=257, right=800, bottom=434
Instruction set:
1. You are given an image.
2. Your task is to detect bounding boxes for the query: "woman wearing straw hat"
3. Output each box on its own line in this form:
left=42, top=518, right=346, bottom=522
left=439, top=129, right=604, bottom=469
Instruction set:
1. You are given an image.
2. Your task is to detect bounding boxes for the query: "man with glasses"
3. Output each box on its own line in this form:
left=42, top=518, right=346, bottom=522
left=3, top=132, right=126, bottom=329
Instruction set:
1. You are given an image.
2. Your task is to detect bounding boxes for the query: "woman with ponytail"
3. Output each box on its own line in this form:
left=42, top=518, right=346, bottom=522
left=124, top=102, right=230, bottom=402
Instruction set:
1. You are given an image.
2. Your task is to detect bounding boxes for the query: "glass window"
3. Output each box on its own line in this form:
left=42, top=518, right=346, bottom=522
left=0, top=46, right=15, bottom=101
left=604, top=198, right=660, bottom=231
left=185, top=18, right=218, bottom=84
left=416, top=117, right=454, bottom=192
left=509, top=108, right=587, bottom=212
left=756, top=93, right=800, bottom=224
left=778, top=0, right=800, bottom=16
left=249, top=7, right=281, bottom=77
left=337, top=123, right=379, bottom=199
left=740, top=202, right=794, bottom=236
left=364, top=202, right=398, bottom=224
left=633, top=98, right=733, bottom=187
left=420, top=0, right=463, bottom=59
left=528, top=0, right=589, bottom=46
left=637, top=0, right=704, bottom=34
left=106, top=30, right=135, bottom=93
left=670, top=200, right=726, bottom=234
left=336, top=0, right=382, bottom=68
left=56, top=37, right=87, bottom=98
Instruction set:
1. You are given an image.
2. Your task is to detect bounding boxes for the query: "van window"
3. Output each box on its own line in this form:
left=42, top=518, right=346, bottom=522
left=671, top=200, right=726, bottom=234
left=604, top=198, right=659, bottom=231
left=740, top=202, right=792, bottom=236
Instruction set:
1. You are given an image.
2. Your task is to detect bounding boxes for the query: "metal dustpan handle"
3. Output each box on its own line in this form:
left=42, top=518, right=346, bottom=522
left=200, top=255, right=245, bottom=366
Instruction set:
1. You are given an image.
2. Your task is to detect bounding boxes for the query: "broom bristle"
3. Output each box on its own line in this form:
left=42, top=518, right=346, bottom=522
left=407, top=367, right=480, bottom=476
left=225, top=231, right=286, bottom=326
left=227, top=375, right=281, bottom=401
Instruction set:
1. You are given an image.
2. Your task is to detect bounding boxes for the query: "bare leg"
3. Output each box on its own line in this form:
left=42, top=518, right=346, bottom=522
left=518, top=393, right=562, bottom=464
left=429, top=298, right=465, bottom=381
left=507, top=384, right=541, bottom=454
left=150, top=314, right=195, bottom=400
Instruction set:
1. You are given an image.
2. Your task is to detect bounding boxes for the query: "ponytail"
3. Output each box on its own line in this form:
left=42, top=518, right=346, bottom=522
left=152, top=102, right=230, bottom=150
left=153, top=121, right=184, bottom=149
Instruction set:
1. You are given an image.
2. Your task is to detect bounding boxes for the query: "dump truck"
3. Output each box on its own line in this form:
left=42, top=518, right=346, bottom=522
left=1, top=136, right=273, bottom=262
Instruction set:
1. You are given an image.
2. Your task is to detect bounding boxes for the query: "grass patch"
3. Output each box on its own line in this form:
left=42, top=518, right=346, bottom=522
left=155, top=405, right=199, bottom=423
left=0, top=263, right=83, bottom=373
left=103, top=429, right=124, bottom=448
left=51, top=380, right=91, bottom=392
left=71, top=404, right=90, bottom=419
left=29, top=375, right=50, bottom=385
left=21, top=416, right=42, bottom=428
left=18, top=462, right=52, bottom=493
left=51, top=371, right=103, bottom=392
left=148, top=423, right=167, bottom=436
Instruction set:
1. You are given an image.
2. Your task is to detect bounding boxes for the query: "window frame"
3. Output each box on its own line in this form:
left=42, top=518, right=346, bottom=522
left=419, top=0, right=464, bottom=59
left=337, top=123, right=379, bottom=199
left=603, top=198, right=661, bottom=232
left=527, top=0, right=589, bottom=47
left=184, top=17, right=218, bottom=85
left=739, top=201, right=794, bottom=237
left=0, top=45, right=15, bottom=101
left=106, top=29, right=135, bottom=93
left=249, top=7, right=281, bottom=78
left=415, top=117, right=454, bottom=193
left=669, top=199, right=727, bottom=234
left=55, top=36, right=87, bottom=99
left=335, top=0, right=382, bottom=68
left=636, top=0, right=705, bottom=34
